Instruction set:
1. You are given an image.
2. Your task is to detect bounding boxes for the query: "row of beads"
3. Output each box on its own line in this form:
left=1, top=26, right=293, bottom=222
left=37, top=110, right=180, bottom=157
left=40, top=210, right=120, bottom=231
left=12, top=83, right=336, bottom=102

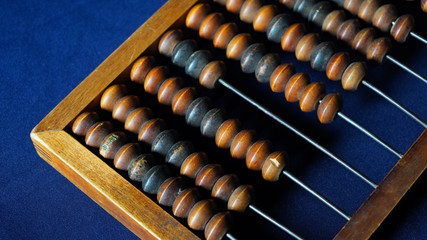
left=72, top=112, right=232, bottom=240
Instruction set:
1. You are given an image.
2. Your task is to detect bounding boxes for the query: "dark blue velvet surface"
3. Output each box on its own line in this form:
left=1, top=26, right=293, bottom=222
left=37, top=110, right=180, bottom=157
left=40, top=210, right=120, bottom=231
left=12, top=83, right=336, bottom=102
left=1, top=0, right=426, bottom=239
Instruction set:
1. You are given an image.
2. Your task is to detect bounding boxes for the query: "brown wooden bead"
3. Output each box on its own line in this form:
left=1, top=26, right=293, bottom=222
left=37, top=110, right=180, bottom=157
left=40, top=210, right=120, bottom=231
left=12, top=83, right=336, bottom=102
left=227, top=33, right=252, bottom=60
left=157, top=77, right=183, bottom=105
left=199, top=61, right=226, bottom=89
left=144, top=66, right=169, bottom=95
left=112, top=95, right=140, bottom=122
left=100, top=84, right=128, bottom=112
left=199, top=13, right=225, bottom=40
left=390, top=15, right=414, bottom=43
left=85, top=121, right=113, bottom=147
left=367, top=37, right=391, bottom=63
left=124, top=107, right=153, bottom=134
left=240, top=0, right=263, bottom=23
left=114, top=142, right=142, bottom=170
left=228, top=185, right=254, bottom=212
left=341, top=62, right=366, bottom=91
left=358, top=0, right=380, bottom=22
left=322, top=10, right=346, bottom=36
left=215, top=119, right=241, bottom=149
left=181, top=152, right=209, bottom=179
left=195, top=164, right=224, bottom=190
left=280, top=0, right=296, bottom=8
left=157, top=177, right=186, bottom=207
left=172, top=87, right=197, bottom=116
left=188, top=199, right=217, bottom=230
left=158, top=29, right=184, bottom=57
left=246, top=140, right=272, bottom=171
left=212, top=174, right=240, bottom=201
left=99, top=132, right=127, bottom=159
left=205, top=212, right=232, bottom=240
left=326, top=52, right=350, bottom=81
left=230, top=130, right=256, bottom=159
left=270, top=63, right=296, bottom=93
left=172, top=188, right=201, bottom=218
left=344, top=0, right=363, bottom=15
left=72, top=112, right=99, bottom=136
left=337, top=19, right=361, bottom=45
left=299, top=82, right=325, bottom=112
left=422, top=0, right=427, bottom=12
left=138, top=118, right=166, bottom=144
left=352, top=27, right=376, bottom=54
left=295, top=33, right=320, bottom=61
left=262, top=151, right=287, bottom=182
left=281, top=23, right=305, bottom=52
left=317, top=93, right=342, bottom=124
left=226, top=0, right=244, bottom=13
left=253, top=5, right=277, bottom=32
left=285, top=73, right=310, bottom=102
left=213, top=23, right=238, bottom=50
left=186, top=4, right=211, bottom=31
left=372, top=4, right=397, bottom=32
left=130, top=56, right=155, bottom=84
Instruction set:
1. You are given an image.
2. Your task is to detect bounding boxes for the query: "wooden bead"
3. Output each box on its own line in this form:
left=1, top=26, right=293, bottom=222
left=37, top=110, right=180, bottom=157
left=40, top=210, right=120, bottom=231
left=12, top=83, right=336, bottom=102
left=188, top=199, right=217, bottom=230
left=85, top=121, right=113, bottom=147
left=262, top=151, right=287, bottom=182
left=240, top=43, right=266, bottom=73
left=128, top=154, right=154, bottom=182
left=157, top=177, right=186, bottom=207
left=341, top=62, right=366, bottom=91
left=213, top=0, right=227, bottom=5
left=152, top=129, right=180, bottom=155
left=308, top=1, right=333, bottom=26
left=172, top=87, right=197, bottom=116
left=138, top=118, right=166, bottom=144
left=227, top=33, right=252, bottom=60
left=285, top=73, right=310, bottom=102
left=281, top=23, right=305, bottom=52
left=173, top=188, right=201, bottom=218
left=280, top=0, right=296, bottom=8
left=267, top=14, right=294, bottom=43
left=322, top=10, right=346, bottom=36
left=205, top=212, right=232, bottom=240
left=358, top=0, right=380, bottom=22
left=337, top=19, right=361, bottom=45
left=352, top=27, right=376, bottom=54
left=240, top=0, right=263, bottom=23
left=212, top=174, right=240, bottom=201
left=213, top=23, right=238, bottom=49
left=372, top=4, right=397, bottom=32
left=295, top=33, right=320, bottom=62
left=199, top=61, right=226, bottom=89
left=255, top=53, right=281, bottom=83
left=131, top=56, right=155, bottom=84
left=326, top=52, right=350, bottom=81
left=124, top=107, right=153, bottom=134
left=72, top=112, right=99, bottom=136
left=253, top=5, right=277, bottom=32
left=181, top=152, right=209, bottom=179
left=201, top=108, right=226, bottom=138
left=141, top=164, right=171, bottom=195
left=186, top=50, right=212, bottom=79
left=293, top=0, right=316, bottom=18
left=367, top=37, right=391, bottom=63
left=246, top=140, right=272, bottom=170
left=422, top=0, right=427, bottom=12
left=158, top=29, right=184, bottom=57
left=100, top=84, right=128, bottom=112
left=226, top=0, right=245, bottom=13
left=228, top=185, right=254, bottom=212
left=172, top=39, right=198, bottom=67
left=186, top=97, right=211, bottom=127
left=186, top=4, right=211, bottom=31
left=270, top=63, right=296, bottom=93
left=299, top=82, right=325, bottom=112
left=390, top=15, right=414, bottom=43
left=230, top=130, right=256, bottom=159
left=144, top=66, right=169, bottom=94
left=310, top=41, right=335, bottom=72
left=196, top=164, right=224, bottom=190
left=112, top=95, right=140, bottom=122
left=99, top=132, right=127, bottom=159
left=344, top=0, right=363, bottom=15
left=166, top=141, right=195, bottom=167
left=199, top=12, right=225, bottom=40
left=317, top=93, right=342, bottom=123
left=158, top=77, right=183, bottom=105
left=114, top=142, right=142, bottom=170
left=216, top=119, right=241, bottom=149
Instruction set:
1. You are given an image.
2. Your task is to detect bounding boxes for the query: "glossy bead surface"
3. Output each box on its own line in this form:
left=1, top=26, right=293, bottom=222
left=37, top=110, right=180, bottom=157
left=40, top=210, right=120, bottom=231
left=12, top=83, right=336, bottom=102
left=201, top=108, right=226, bottom=138
left=100, top=84, right=128, bottom=112
left=285, top=73, right=310, bottom=102
left=341, top=62, right=366, bottom=91
left=199, top=12, right=225, bottom=40
left=228, top=185, right=254, bottom=212
left=138, top=118, right=166, bottom=144
left=227, top=33, right=252, bottom=60
left=157, top=77, right=183, bottom=105
left=299, top=82, right=325, bottom=112
left=172, top=188, right=201, bottom=218
left=216, top=119, right=241, bottom=149
left=267, top=14, right=293, bottom=43
left=99, top=132, right=127, bottom=159
left=262, top=151, right=287, bottom=182
left=186, top=97, right=211, bottom=127
left=158, top=30, right=184, bottom=57
left=240, top=43, right=266, bottom=73
left=131, top=56, right=155, bottom=84
left=255, top=53, right=281, bottom=83
left=124, top=107, right=153, bottom=134
left=199, top=61, right=226, bottom=89
left=205, top=212, right=232, bottom=240
left=172, top=87, right=197, bottom=115
left=186, top=50, right=212, bottom=79
left=112, top=95, right=140, bottom=122
left=295, top=33, right=320, bottom=62
left=152, top=129, right=180, bottom=155
left=144, top=66, right=169, bottom=94
left=172, top=39, right=198, bottom=67
left=317, top=93, right=342, bottom=123
left=293, top=0, right=316, bottom=18
left=114, top=142, right=142, bottom=170
left=195, top=164, right=224, bottom=190
left=270, top=63, right=295, bottom=93
left=181, top=152, right=209, bottom=179
left=372, top=4, right=397, bottom=32
left=240, top=0, right=263, bottom=23
left=72, top=112, right=99, bottom=136
left=230, top=130, right=256, bottom=159
left=186, top=4, right=211, bottom=31
left=337, top=19, right=361, bottom=45
left=141, top=165, right=171, bottom=195
left=344, top=0, right=363, bottom=15
left=358, top=0, right=380, bottom=22
left=390, top=15, right=414, bottom=43
left=308, top=1, right=332, bottom=26
left=213, top=22, right=238, bottom=49
left=281, top=23, right=305, bottom=52
left=352, top=28, right=376, bottom=54
left=188, top=199, right=217, bottom=230
left=157, top=177, right=186, bottom=207
left=310, top=41, right=335, bottom=71
left=226, top=0, right=245, bottom=13
left=253, top=5, right=277, bottom=32
left=128, top=154, right=154, bottom=182
left=246, top=140, right=271, bottom=170
left=212, top=174, right=240, bottom=201
left=166, top=141, right=195, bottom=167
left=322, top=10, right=346, bottom=36
left=366, top=37, right=391, bottom=63
left=85, top=121, right=113, bottom=147
left=326, top=52, right=350, bottom=81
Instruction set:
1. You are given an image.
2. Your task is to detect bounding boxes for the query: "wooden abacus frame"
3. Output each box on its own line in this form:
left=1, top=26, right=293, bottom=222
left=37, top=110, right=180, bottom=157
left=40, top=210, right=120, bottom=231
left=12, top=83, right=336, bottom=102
left=30, top=0, right=427, bottom=239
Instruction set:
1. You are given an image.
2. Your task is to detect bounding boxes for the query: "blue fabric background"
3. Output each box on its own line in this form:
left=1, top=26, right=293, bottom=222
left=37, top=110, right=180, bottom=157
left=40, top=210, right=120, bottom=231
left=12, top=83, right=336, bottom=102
left=0, top=0, right=426, bottom=239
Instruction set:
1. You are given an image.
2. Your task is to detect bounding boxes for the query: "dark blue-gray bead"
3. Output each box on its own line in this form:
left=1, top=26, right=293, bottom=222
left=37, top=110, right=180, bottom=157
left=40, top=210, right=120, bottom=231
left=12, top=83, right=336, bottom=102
left=185, top=50, right=212, bottom=79
left=310, top=41, right=335, bottom=71
left=255, top=53, right=281, bottom=83
left=240, top=43, right=266, bottom=73
left=200, top=108, right=226, bottom=138
left=141, top=165, right=171, bottom=194
left=166, top=141, right=195, bottom=167
left=172, top=39, right=198, bottom=67
left=267, top=14, right=294, bottom=43
left=293, top=0, right=316, bottom=18
left=308, top=1, right=333, bottom=26
left=185, top=97, right=211, bottom=127
left=152, top=129, right=180, bottom=155
left=331, top=0, right=345, bottom=7
left=128, top=154, right=155, bottom=182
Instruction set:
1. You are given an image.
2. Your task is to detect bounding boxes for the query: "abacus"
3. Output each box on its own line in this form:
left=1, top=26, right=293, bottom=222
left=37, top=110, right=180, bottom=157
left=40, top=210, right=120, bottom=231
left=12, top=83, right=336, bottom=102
left=31, top=0, right=426, bottom=239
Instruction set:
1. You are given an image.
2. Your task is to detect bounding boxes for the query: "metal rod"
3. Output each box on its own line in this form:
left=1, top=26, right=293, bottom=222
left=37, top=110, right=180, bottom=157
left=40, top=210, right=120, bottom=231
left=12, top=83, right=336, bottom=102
left=226, top=233, right=238, bottom=240
left=361, top=80, right=427, bottom=128
left=385, top=55, right=427, bottom=84
left=248, top=205, right=304, bottom=240
left=410, top=31, right=427, bottom=45
left=219, top=78, right=378, bottom=188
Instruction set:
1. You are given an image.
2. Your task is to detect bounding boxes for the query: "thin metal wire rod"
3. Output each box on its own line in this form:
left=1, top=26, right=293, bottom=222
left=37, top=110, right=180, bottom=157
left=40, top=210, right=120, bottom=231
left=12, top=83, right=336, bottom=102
left=410, top=31, right=427, bottom=45
left=282, top=170, right=351, bottom=220
left=337, top=112, right=403, bottom=158
left=226, top=233, right=238, bottom=240
left=385, top=55, right=427, bottom=84
left=219, top=78, right=378, bottom=189
left=361, top=80, right=427, bottom=128
left=248, top=205, right=304, bottom=240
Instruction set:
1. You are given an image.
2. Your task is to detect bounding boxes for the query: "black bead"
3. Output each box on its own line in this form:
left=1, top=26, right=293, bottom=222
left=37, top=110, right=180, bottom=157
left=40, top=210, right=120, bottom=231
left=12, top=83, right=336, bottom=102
left=200, top=108, right=226, bottom=138
left=267, top=14, right=294, bottom=43
left=172, top=39, right=198, bottom=67
left=293, top=0, right=316, bottom=18
left=185, top=97, right=211, bottom=127
left=308, top=1, right=333, bottom=26
left=185, top=50, right=212, bottom=79
left=240, top=43, right=266, bottom=73
left=141, top=165, right=171, bottom=194
left=166, top=141, right=195, bottom=167
left=255, top=53, right=281, bottom=83
left=152, top=129, right=180, bottom=155
left=128, top=154, right=155, bottom=182
left=310, top=41, right=335, bottom=71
